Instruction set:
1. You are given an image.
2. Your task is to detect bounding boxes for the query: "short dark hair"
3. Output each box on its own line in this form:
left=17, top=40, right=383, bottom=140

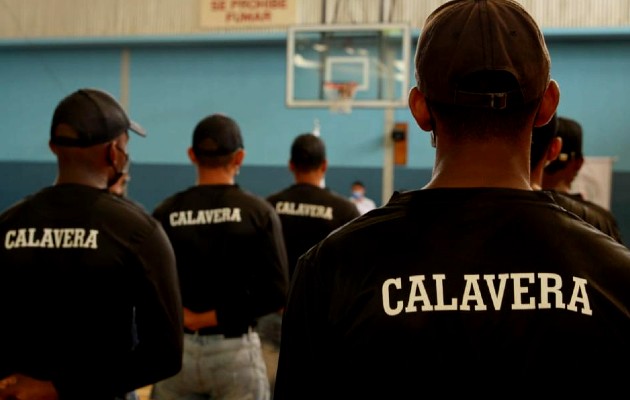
left=429, top=100, right=540, bottom=142
left=352, top=180, right=365, bottom=188
left=290, top=133, right=326, bottom=172
left=195, top=152, right=238, bottom=168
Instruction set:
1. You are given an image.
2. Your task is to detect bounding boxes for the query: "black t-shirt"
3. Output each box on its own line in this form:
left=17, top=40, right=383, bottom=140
left=275, top=188, right=630, bottom=398
left=267, top=183, right=360, bottom=278
left=153, top=184, right=289, bottom=332
left=549, top=190, right=623, bottom=244
left=0, top=184, right=183, bottom=399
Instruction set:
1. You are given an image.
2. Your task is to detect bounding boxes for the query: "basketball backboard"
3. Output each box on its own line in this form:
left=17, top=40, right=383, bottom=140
left=286, top=23, right=411, bottom=109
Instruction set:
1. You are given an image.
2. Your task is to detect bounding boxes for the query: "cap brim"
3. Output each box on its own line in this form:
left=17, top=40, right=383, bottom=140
left=129, top=120, right=146, bottom=137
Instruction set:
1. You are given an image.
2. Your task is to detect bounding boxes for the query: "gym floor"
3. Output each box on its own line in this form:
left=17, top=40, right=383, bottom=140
left=136, top=386, right=151, bottom=400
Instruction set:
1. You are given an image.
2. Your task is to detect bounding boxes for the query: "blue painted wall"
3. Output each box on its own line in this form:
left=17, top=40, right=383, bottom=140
left=1, top=30, right=630, bottom=241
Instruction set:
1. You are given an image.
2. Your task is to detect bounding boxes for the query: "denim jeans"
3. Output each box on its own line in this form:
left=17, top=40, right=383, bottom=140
left=151, top=330, right=269, bottom=400
left=257, top=312, right=282, bottom=398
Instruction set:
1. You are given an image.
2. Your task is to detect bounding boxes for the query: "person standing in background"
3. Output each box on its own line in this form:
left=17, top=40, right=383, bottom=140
left=349, top=180, right=377, bottom=215
left=531, top=113, right=623, bottom=243
left=268, top=133, right=360, bottom=279
left=541, top=116, right=623, bottom=243
left=542, top=116, right=586, bottom=194
left=151, top=113, right=289, bottom=400
left=261, top=132, right=359, bottom=395
left=529, top=112, right=561, bottom=191
left=0, top=88, right=183, bottom=400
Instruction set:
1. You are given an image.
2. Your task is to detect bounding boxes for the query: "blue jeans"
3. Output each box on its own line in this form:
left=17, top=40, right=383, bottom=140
left=257, top=312, right=282, bottom=398
left=151, top=330, right=269, bottom=400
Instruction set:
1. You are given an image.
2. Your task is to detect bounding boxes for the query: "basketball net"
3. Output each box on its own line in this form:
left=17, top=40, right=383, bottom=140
left=323, top=81, right=358, bottom=114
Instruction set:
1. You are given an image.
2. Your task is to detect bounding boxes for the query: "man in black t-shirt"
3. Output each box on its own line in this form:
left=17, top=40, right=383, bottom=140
left=542, top=115, right=623, bottom=243
left=262, top=133, right=359, bottom=393
left=531, top=113, right=623, bottom=243
left=151, top=114, right=289, bottom=400
left=0, top=88, right=183, bottom=400
left=267, top=133, right=360, bottom=278
left=274, top=1, right=630, bottom=398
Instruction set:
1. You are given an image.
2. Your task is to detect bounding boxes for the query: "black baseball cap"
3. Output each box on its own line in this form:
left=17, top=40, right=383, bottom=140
left=192, top=114, right=244, bottom=157
left=290, top=133, right=326, bottom=171
left=50, top=88, right=146, bottom=147
left=544, top=116, right=583, bottom=173
left=415, top=0, right=551, bottom=109
left=555, top=116, right=583, bottom=161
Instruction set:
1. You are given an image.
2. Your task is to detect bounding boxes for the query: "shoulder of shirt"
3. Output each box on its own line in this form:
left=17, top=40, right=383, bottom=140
left=154, top=185, right=275, bottom=214
left=0, top=187, right=162, bottom=240
left=552, top=191, right=613, bottom=220
left=99, top=192, right=163, bottom=229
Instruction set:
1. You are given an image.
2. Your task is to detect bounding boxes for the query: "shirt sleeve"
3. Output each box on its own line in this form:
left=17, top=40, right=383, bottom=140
left=274, top=246, right=329, bottom=400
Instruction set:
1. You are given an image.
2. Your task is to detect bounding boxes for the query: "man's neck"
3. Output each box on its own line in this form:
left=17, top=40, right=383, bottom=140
left=542, top=174, right=572, bottom=193
left=196, top=167, right=235, bottom=185
left=530, top=162, right=545, bottom=190
left=425, top=139, right=532, bottom=190
left=55, top=171, right=108, bottom=189
left=294, top=171, right=325, bottom=188
left=549, top=181, right=572, bottom=193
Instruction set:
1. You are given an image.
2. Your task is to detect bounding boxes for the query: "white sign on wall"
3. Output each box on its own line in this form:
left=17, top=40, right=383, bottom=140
left=200, top=0, right=297, bottom=29
left=571, top=156, right=616, bottom=210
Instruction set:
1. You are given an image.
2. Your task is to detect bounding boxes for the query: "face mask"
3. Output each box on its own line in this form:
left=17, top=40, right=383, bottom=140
left=351, top=191, right=363, bottom=200
left=107, top=145, right=129, bottom=189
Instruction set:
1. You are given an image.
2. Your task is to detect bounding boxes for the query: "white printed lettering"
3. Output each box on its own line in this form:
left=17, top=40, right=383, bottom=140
left=433, top=274, right=458, bottom=311
left=169, top=208, right=242, bottom=226
left=382, top=278, right=403, bottom=316
left=4, top=228, right=99, bottom=249
left=460, top=274, right=487, bottom=311
left=567, top=277, right=592, bottom=315
left=275, top=202, right=333, bottom=220
left=381, top=273, right=591, bottom=316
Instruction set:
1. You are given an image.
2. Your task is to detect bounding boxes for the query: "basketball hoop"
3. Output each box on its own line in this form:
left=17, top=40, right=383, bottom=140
left=323, top=81, right=358, bottom=114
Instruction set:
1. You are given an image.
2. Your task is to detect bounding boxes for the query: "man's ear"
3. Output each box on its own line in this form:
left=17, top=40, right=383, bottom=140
left=534, top=80, right=560, bottom=127
left=187, top=147, right=197, bottom=164
left=49, top=141, right=58, bottom=155
left=233, top=149, right=245, bottom=167
left=107, top=142, right=117, bottom=165
left=547, top=137, right=563, bottom=164
left=408, top=87, right=433, bottom=132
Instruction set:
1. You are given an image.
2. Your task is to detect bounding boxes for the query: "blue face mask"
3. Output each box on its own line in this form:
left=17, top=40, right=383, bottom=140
left=351, top=191, right=363, bottom=200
